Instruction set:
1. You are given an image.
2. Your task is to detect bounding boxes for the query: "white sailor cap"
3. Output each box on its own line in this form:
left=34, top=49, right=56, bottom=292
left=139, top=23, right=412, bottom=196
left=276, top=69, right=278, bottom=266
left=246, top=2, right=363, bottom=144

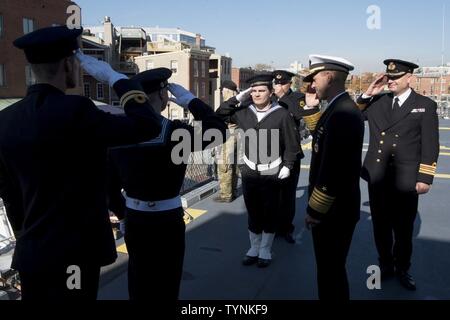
left=303, top=54, right=355, bottom=82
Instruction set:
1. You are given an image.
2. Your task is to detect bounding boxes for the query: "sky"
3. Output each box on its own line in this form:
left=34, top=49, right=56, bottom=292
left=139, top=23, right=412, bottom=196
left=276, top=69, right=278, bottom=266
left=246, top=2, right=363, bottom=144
left=75, top=0, right=449, bottom=73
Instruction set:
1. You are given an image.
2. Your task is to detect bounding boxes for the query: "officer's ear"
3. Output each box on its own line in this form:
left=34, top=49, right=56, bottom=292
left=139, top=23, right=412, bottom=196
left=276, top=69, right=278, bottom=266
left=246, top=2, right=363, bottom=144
left=406, top=73, right=413, bottom=85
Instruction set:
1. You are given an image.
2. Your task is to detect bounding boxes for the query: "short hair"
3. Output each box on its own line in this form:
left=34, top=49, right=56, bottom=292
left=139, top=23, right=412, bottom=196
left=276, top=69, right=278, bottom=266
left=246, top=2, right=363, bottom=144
left=31, top=56, right=73, bottom=81
left=330, top=70, right=348, bottom=84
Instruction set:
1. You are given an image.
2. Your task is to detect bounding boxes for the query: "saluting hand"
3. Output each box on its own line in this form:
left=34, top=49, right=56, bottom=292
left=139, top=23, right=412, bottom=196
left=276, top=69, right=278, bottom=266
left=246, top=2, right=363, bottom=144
left=416, top=182, right=431, bottom=195
left=168, top=83, right=196, bottom=109
left=304, top=84, right=320, bottom=109
left=364, top=73, right=387, bottom=97
left=235, top=87, right=253, bottom=103
left=75, top=49, right=127, bottom=87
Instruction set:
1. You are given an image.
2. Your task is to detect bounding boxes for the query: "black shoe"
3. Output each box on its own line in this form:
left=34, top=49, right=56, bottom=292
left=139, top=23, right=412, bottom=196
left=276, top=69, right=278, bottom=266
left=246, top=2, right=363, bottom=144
left=257, top=258, right=271, bottom=268
left=242, top=255, right=258, bottom=266
left=396, top=270, right=416, bottom=291
left=284, top=233, right=296, bottom=244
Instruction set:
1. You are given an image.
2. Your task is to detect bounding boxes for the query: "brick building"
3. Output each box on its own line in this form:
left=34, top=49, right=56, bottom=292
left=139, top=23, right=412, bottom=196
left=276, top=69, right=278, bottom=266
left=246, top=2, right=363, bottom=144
left=231, top=67, right=257, bottom=91
left=0, top=0, right=75, bottom=99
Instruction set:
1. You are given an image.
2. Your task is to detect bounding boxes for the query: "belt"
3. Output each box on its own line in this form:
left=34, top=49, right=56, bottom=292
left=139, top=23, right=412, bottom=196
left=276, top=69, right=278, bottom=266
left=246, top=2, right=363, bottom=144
left=243, top=156, right=282, bottom=172
left=124, top=194, right=182, bottom=212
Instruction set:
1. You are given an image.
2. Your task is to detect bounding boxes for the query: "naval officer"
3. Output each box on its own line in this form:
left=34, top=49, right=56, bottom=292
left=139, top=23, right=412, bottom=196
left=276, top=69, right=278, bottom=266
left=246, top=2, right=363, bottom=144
left=107, top=68, right=226, bottom=301
left=0, top=26, right=162, bottom=300
left=303, top=54, right=364, bottom=300
left=357, top=59, right=440, bottom=290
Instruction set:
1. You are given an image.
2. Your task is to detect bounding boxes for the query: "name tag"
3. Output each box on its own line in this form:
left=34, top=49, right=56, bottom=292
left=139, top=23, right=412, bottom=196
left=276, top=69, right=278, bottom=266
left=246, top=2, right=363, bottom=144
left=411, top=108, right=425, bottom=113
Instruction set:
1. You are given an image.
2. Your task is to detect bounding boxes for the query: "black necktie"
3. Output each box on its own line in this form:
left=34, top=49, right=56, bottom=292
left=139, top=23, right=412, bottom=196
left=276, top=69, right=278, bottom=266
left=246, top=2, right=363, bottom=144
left=392, top=97, right=401, bottom=115
left=393, top=97, right=400, bottom=111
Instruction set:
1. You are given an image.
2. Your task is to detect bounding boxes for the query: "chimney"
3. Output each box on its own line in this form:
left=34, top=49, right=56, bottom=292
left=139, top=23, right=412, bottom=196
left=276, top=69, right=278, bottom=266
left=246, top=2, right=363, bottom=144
left=195, top=34, right=202, bottom=48
left=103, top=16, right=114, bottom=47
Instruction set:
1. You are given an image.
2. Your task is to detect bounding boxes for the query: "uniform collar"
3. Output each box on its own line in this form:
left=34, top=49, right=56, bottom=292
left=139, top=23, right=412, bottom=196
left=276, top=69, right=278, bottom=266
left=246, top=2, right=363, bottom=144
left=27, top=83, right=65, bottom=96
left=327, top=91, right=347, bottom=107
left=393, top=88, right=412, bottom=106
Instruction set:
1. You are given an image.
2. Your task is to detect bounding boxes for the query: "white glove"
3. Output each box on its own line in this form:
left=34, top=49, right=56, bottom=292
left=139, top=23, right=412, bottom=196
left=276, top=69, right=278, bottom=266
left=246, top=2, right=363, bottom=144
left=278, top=166, right=291, bottom=180
left=236, top=87, right=253, bottom=103
left=168, top=83, right=196, bottom=109
left=75, top=49, right=127, bottom=87
left=119, top=220, right=126, bottom=235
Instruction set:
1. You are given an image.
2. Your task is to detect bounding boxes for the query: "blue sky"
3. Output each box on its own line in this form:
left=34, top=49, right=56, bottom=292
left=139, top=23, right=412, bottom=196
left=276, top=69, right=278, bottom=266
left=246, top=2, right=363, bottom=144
left=75, top=0, right=448, bottom=72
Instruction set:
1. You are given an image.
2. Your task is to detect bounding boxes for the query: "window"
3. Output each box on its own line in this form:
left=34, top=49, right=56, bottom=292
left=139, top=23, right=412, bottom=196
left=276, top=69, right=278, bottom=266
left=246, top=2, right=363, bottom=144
left=201, top=61, right=206, bottom=77
left=194, top=60, right=199, bottom=77
left=0, top=64, right=5, bottom=87
left=25, top=65, right=35, bottom=86
left=0, top=14, right=4, bottom=38
left=201, top=82, right=206, bottom=97
left=84, top=83, right=91, bottom=98
left=97, top=83, right=104, bottom=100
left=146, top=61, right=154, bottom=70
left=194, top=81, right=199, bottom=96
left=23, top=18, right=35, bottom=35
left=170, top=60, right=178, bottom=74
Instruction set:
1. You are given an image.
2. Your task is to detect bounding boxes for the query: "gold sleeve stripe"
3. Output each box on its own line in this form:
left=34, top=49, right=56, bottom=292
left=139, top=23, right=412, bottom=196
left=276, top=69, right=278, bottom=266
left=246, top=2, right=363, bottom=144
left=309, top=188, right=336, bottom=214
left=311, top=192, right=334, bottom=205
left=303, top=112, right=322, bottom=131
left=420, top=164, right=437, bottom=170
left=120, top=90, right=147, bottom=106
left=310, top=193, right=332, bottom=206
left=419, top=169, right=436, bottom=176
left=313, top=188, right=336, bottom=201
left=309, top=198, right=329, bottom=214
left=419, top=163, right=437, bottom=176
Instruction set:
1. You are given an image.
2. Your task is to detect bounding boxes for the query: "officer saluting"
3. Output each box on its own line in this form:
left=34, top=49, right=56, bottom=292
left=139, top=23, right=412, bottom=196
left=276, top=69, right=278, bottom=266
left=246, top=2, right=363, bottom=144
left=107, top=68, right=226, bottom=301
left=357, top=60, right=440, bottom=290
left=217, top=74, right=300, bottom=268
left=272, top=70, right=305, bottom=243
left=303, top=55, right=364, bottom=300
left=0, top=26, right=162, bottom=300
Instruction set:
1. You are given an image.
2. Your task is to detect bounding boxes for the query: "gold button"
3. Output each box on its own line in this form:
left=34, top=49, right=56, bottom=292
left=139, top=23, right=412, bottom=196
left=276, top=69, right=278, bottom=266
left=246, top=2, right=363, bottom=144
left=395, top=134, right=399, bottom=138
left=393, top=144, right=397, bottom=147
left=380, top=141, right=384, bottom=144
left=378, top=150, right=382, bottom=153
left=381, top=132, right=386, bottom=136
left=392, top=154, right=395, bottom=157
left=377, top=159, right=381, bottom=163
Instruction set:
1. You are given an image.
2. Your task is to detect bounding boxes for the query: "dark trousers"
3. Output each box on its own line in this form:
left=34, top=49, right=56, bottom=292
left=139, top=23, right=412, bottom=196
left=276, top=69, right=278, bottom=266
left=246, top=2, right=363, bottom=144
left=124, top=207, right=185, bottom=301
left=368, top=178, right=418, bottom=272
left=241, top=165, right=280, bottom=234
left=19, top=264, right=100, bottom=300
left=312, top=218, right=357, bottom=300
left=277, top=159, right=301, bottom=235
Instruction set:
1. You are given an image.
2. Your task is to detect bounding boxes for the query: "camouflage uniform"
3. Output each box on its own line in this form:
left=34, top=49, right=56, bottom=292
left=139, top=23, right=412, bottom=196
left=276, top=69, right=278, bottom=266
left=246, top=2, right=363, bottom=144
left=217, top=124, right=239, bottom=200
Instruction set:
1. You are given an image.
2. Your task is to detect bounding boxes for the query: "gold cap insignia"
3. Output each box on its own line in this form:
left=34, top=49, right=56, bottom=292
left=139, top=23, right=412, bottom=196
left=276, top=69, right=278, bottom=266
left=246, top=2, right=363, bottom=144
left=388, top=62, right=396, bottom=71
left=276, top=74, right=282, bottom=79
left=299, top=101, right=306, bottom=108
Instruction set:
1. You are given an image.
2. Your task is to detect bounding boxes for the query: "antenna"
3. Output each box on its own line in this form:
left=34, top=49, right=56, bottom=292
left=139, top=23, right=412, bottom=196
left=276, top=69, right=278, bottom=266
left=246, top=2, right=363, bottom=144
left=442, top=3, right=445, bottom=66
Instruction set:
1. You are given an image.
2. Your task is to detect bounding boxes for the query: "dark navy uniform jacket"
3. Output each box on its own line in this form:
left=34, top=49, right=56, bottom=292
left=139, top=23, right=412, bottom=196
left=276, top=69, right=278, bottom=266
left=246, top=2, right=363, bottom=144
left=0, top=80, right=162, bottom=272
left=357, top=90, right=440, bottom=192
left=277, top=89, right=306, bottom=127
left=307, top=93, right=365, bottom=222
left=216, top=96, right=302, bottom=171
left=107, top=98, right=227, bottom=219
